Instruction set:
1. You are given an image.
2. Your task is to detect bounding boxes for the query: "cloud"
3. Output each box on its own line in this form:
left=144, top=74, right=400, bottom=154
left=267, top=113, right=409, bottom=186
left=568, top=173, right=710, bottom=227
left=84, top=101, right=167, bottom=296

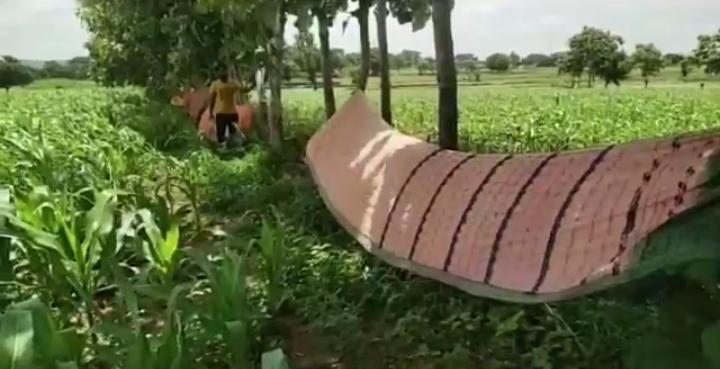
left=0, top=0, right=88, bottom=60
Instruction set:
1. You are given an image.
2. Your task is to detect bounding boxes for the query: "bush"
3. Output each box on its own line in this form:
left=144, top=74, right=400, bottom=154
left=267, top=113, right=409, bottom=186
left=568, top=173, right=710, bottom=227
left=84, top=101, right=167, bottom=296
left=486, top=53, right=511, bottom=72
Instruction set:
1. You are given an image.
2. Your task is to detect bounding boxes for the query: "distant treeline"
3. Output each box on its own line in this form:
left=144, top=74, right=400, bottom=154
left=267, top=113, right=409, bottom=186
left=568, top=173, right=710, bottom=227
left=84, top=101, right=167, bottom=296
left=0, top=56, right=90, bottom=91
left=284, top=26, right=716, bottom=89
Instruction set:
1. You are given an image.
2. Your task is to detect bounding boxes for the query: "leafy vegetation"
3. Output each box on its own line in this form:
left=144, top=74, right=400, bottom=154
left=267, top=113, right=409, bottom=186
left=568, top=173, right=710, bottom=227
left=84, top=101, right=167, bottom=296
left=632, top=43, right=665, bottom=87
left=2, top=84, right=720, bottom=368
left=486, top=53, right=511, bottom=72
left=5, top=0, right=720, bottom=367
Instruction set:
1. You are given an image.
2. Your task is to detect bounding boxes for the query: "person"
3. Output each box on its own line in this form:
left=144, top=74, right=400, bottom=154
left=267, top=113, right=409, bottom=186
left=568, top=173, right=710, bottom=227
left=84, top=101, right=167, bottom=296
left=208, top=71, right=242, bottom=145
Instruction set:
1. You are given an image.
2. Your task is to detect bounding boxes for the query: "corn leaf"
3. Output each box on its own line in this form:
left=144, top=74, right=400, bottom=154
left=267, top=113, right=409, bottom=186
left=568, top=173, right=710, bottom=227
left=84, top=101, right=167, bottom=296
left=160, top=222, right=179, bottom=267
left=7, top=297, right=55, bottom=363
left=261, top=348, right=289, bottom=369
left=0, top=310, right=34, bottom=369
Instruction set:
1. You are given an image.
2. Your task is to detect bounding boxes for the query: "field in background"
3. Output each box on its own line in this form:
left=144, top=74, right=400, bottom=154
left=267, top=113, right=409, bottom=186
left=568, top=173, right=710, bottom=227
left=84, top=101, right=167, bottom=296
left=20, top=64, right=720, bottom=92
left=289, top=65, right=720, bottom=89
left=2, top=73, right=720, bottom=368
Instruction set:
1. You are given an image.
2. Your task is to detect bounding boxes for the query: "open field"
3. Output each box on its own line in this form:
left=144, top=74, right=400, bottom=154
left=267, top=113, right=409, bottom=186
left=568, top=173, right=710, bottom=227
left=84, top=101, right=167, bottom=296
left=2, top=75, right=720, bottom=368
left=285, top=65, right=720, bottom=89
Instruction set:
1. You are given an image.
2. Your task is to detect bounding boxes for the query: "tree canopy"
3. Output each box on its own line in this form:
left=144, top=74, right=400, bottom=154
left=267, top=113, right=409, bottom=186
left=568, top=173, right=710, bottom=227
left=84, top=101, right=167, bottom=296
left=632, top=43, right=664, bottom=87
left=564, top=26, right=625, bottom=87
left=0, top=59, right=34, bottom=92
left=509, top=51, right=520, bottom=69
left=693, top=29, right=720, bottom=75
left=289, top=31, right=321, bottom=89
left=456, top=54, right=480, bottom=81
left=77, top=0, right=272, bottom=94
left=398, top=49, right=422, bottom=66
left=596, top=50, right=633, bottom=87
left=486, top=53, right=511, bottom=72
left=522, top=53, right=553, bottom=67
left=664, top=53, right=685, bottom=65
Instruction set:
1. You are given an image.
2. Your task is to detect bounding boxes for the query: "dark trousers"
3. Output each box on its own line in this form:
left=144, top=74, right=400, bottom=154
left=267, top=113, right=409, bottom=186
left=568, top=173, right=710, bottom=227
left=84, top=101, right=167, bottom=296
left=215, top=113, right=238, bottom=143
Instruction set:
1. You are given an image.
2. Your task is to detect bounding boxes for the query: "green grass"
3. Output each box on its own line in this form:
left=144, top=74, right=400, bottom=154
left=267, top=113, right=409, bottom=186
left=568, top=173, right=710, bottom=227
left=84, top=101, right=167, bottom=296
left=2, top=81, right=720, bottom=368
left=25, top=78, right=97, bottom=89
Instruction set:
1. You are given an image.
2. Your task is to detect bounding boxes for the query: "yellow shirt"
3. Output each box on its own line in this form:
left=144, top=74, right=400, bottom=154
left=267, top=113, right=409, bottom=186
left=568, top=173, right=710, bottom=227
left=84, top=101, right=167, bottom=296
left=209, top=80, right=241, bottom=114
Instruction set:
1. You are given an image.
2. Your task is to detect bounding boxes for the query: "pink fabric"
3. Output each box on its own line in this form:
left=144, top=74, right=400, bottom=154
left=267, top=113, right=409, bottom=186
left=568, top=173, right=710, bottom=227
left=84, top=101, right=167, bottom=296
left=305, top=91, right=720, bottom=302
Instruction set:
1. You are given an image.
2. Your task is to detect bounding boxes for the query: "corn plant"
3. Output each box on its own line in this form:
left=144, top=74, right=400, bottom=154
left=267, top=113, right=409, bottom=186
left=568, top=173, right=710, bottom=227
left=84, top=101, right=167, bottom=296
left=121, top=180, right=187, bottom=284
left=252, top=215, right=285, bottom=314
left=0, top=186, right=122, bottom=327
left=186, top=248, right=254, bottom=368
left=135, top=209, right=181, bottom=284
left=94, top=312, right=188, bottom=369
left=0, top=188, right=11, bottom=282
left=153, top=175, right=202, bottom=243
left=0, top=297, right=85, bottom=368
left=261, top=349, right=290, bottom=369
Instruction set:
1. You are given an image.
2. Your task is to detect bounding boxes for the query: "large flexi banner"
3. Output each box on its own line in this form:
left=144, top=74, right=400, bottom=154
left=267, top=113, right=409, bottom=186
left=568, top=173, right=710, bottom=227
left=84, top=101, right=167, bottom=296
left=305, top=92, right=720, bottom=303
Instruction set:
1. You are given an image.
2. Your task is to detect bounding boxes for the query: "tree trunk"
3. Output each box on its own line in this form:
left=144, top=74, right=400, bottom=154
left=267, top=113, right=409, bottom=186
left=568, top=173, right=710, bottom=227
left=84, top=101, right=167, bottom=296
left=432, top=0, right=458, bottom=150
left=310, top=71, right=318, bottom=90
left=255, top=67, right=269, bottom=141
left=268, top=2, right=287, bottom=149
left=644, top=78, right=649, bottom=88
left=357, top=0, right=371, bottom=91
left=317, top=14, right=336, bottom=119
left=375, top=0, right=392, bottom=125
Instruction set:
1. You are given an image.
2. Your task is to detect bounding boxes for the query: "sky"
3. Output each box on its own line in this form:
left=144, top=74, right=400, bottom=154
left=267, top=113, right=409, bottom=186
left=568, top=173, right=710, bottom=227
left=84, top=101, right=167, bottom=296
left=1, top=0, right=718, bottom=61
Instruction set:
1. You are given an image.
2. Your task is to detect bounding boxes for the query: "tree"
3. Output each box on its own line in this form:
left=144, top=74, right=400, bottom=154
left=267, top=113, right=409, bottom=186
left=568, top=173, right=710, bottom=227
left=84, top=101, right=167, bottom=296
left=266, top=2, right=288, bottom=148
left=596, top=50, right=633, bottom=87
left=455, top=53, right=475, bottom=61
left=350, top=0, right=372, bottom=90
left=375, top=0, right=392, bottom=124
left=398, top=49, right=422, bottom=67
left=522, top=53, right=552, bottom=67
left=344, top=52, right=360, bottom=68
left=314, top=1, right=347, bottom=119
left=509, top=51, right=520, bottom=69
left=292, top=31, right=321, bottom=90
left=664, top=53, right=685, bottom=65
left=456, top=54, right=480, bottom=81
left=389, top=0, right=432, bottom=77
left=548, top=52, right=565, bottom=67
left=431, top=0, right=458, bottom=150
left=693, top=29, right=720, bottom=75
left=79, top=0, right=294, bottom=145
left=632, top=43, right=664, bottom=88
left=557, top=51, right=584, bottom=87
left=78, top=0, right=264, bottom=95
left=330, top=48, right=347, bottom=72
left=369, top=48, right=381, bottom=76
left=0, top=61, right=34, bottom=92
left=681, top=57, right=695, bottom=79
left=417, top=58, right=435, bottom=75
left=43, top=61, right=68, bottom=79
left=67, top=57, right=90, bottom=79
left=486, top=53, right=511, bottom=72
left=266, top=0, right=317, bottom=149
left=389, top=54, right=406, bottom=72
left=566, top=26, right=625, bottom=87
left=464, top=60, right=480, bottom=81
left=2, top=56, right=20, bottom=64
